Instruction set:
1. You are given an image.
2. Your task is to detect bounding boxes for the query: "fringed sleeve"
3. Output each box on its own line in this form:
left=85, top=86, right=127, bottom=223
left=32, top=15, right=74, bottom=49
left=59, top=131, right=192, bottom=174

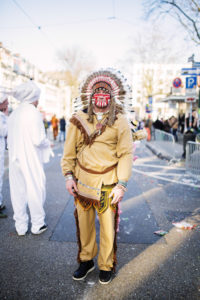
left=61, top=120, right=82, bottom=176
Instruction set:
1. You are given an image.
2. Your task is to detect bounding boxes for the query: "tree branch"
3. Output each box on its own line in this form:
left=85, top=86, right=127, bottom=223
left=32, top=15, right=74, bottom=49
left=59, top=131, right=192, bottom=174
left=161, top=0, right=200, bottom=41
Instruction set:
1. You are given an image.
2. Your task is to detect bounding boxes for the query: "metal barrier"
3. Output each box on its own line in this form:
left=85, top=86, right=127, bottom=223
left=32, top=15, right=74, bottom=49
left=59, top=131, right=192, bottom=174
left=154, top=129, right=175, bottom=142
left=186, top=141, right=200, bottom=176
left=154, top=129, right=176, bottom=157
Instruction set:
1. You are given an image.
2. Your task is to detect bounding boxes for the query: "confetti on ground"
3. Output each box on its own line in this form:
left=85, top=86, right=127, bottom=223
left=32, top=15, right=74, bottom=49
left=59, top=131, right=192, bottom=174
left=172, top=221, right=196, bottom=230
left=122, top=217, right=129, bottom=221
left=154, top=230, right=168, bottom=236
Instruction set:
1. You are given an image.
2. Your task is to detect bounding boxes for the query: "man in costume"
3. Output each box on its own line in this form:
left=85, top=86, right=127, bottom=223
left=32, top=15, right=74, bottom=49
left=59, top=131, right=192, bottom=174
left=8, top=81, right=53, bottom=236
left=51, top=114, right=59, bottom=141
left=0, top=93, right=8, bottom=218
left=61, top=69, right=133, bottom=284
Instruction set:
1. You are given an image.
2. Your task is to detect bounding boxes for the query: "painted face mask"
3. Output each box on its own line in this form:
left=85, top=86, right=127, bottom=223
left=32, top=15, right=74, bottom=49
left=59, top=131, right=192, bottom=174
left=92, top=92, right=111, bottom=108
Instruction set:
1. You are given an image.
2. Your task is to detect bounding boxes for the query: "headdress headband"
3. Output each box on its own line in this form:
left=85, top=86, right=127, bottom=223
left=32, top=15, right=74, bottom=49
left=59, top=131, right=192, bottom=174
left=73, top=68, right=133, bottom=112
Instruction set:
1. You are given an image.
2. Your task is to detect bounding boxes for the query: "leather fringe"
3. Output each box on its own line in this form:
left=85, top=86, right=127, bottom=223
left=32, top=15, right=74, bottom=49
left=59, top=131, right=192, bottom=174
left=74, top=208, right=81, bottom=263
left=89, top=121, right=108, bottom=146
left=113, top=204, right=119, bottom=273
left=70, top=116, right=90, bottom=145
left=76, top=193, right=100, bottom=209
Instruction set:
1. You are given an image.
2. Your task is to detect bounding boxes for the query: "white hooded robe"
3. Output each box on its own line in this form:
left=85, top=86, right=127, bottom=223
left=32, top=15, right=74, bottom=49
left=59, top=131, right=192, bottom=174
left=0, top=111, right=8, bottom=206
left=8, top=102, right=52, bottom=234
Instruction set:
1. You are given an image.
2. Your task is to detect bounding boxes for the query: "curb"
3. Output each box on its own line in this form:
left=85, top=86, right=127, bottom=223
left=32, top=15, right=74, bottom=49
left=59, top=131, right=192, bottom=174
left=145, top=142, right=179, bottom=164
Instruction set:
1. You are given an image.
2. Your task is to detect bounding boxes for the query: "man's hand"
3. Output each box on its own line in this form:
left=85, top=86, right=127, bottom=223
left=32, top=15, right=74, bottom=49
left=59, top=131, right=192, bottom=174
left=110, top=186, right=125, bottom=204
left=66, top=179, right=78, bottom=197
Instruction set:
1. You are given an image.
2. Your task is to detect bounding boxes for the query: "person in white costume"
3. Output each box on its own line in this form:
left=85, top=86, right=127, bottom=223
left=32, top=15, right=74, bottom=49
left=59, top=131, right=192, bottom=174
left=8, top=81, right=53, bottom=236
left=0, top=93, right=8, bottom=218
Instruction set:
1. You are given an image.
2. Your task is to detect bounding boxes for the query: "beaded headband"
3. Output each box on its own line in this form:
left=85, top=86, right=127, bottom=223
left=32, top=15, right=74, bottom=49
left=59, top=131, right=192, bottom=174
left=73, top=68, right=133, bottom=112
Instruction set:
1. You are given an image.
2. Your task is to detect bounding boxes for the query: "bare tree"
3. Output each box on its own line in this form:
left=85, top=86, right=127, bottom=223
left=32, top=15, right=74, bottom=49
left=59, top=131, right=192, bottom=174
left=143, top=0, right=200, bottom=44
left=127, top=29, right=184, bottom=64
left=118, top=28, right=185, bottom=116
left=57, top=46, right=96, bottom=98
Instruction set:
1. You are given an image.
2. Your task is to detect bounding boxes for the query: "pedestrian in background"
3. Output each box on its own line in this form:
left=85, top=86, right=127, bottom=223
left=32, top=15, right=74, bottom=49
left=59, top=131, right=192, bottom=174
left=8, top=81, right=53, bottom=236
left=51, top=114, right=58, bottom=141
left=59, top=116, right=66, bottom=142
left=0, top=93, right=8, bottom=218
left=169, top=116, right=178, bottom=142
left=144, top=114, right=152, bottom=141
left=178, top=110, right=185, bottom=134
left=182, top=109, right=198, bottom=158
left=43, top=117, right=49, bottom=135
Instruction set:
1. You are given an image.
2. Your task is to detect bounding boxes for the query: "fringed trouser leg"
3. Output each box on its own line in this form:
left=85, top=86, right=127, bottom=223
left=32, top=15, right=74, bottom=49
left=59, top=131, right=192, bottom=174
left=74, top=196, right=119, bottom=272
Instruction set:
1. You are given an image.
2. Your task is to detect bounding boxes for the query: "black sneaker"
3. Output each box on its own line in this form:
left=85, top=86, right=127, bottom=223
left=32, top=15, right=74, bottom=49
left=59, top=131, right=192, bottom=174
left=32, top=224, right=48, bottom=235
left=99, top=270, right=112, bottom=284
left=72, top=260, right=95, bottom=280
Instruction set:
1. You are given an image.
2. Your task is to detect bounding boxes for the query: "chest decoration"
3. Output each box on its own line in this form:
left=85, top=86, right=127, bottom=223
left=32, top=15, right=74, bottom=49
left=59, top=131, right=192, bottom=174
left=70, top=114, right=115, bottom=146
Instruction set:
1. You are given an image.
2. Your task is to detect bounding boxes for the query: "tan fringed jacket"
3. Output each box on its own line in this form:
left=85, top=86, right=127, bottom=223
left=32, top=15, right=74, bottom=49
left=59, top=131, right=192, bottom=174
left=61, top=110, right=133, bottom=203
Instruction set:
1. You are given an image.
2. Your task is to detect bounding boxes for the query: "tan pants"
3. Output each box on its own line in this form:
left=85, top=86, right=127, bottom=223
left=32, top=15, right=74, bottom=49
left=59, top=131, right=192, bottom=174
left=75, top=201, right=117, bottom=271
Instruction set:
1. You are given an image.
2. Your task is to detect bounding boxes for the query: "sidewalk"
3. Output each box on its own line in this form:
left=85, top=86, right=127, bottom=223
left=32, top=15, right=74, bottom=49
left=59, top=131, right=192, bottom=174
left=146, top=140, right=183, bottom=163
left=145, top=131, right=184, bottom=164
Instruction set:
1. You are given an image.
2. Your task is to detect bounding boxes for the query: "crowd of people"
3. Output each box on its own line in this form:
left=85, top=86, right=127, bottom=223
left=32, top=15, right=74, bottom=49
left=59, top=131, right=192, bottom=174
left=144, top=110, right=199, bottom=158
left=43, top=115, right=66, bottom=142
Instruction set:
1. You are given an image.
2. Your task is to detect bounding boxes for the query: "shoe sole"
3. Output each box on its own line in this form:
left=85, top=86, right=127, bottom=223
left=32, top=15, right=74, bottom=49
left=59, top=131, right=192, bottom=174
left=32, top=227, right=47, bottom=235
left=17, top=231, right=28, bottom=236
left=99, top=277, right=112, bottom=285
left=72, top=266, right=95, bottom=281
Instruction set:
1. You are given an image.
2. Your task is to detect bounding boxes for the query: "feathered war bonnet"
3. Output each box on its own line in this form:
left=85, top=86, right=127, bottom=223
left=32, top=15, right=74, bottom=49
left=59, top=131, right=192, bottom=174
left=73, top=68, right=133, bottom=126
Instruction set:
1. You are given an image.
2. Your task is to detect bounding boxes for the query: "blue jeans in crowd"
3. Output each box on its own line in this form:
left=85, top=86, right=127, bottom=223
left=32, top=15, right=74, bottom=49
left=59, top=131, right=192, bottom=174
left=59, top=131, right=65, bottom=142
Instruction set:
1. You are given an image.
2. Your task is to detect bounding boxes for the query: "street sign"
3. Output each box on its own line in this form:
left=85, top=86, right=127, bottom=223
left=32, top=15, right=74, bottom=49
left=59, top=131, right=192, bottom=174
left=185, top=96, right=196, bottom=103
left=193, top=62, right=200, bottom=68
left=173, top=77, right=182, bottom=88
left=186, top=76, right=197, bottom=89
left=145, top=104, right=152, bottom=113
left=185, top=87, right=196, bottom=96
left=148, top=96, right=153, bottom=105
left=172, top=87, right=182, bottom=94
left=181, top=68, right=200, bottom=76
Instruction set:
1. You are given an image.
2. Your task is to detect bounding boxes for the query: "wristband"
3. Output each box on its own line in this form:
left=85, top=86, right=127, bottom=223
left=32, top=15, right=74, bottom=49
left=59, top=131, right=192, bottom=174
left=118, top=180, right=128, bottom=188
left=65, top=175, right=73, bottom=181
left=116, top=184, right=127, bottom=192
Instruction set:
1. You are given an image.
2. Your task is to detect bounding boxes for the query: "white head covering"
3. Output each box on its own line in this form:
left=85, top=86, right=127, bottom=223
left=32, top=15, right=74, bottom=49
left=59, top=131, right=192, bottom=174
left=0, top=93, right=8, bottom=104
left=12, top=81, right=41, bottom=103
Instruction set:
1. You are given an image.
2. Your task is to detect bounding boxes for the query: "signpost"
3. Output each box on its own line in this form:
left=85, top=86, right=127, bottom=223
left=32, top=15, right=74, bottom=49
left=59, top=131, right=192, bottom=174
left=181, top=68, right=200, bottom=76
left=172, top=78, right=182, bottom=94
left=145, top=96, right=153, bottom=113
left=182, top=58, right=200, bottom=129
left=185, top=96, right=196, bottom=103
left=186, top=76, right=197, bottom=89
left=185, top=74, right=197, bottom=126
left=193, top=62, right=200, bottom=68
left=173, top=77, right=182, bottom=88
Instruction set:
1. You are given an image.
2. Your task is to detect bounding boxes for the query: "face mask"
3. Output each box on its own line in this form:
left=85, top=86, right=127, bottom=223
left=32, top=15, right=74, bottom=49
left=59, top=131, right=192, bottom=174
left=92, top=93, right=111, bottom=108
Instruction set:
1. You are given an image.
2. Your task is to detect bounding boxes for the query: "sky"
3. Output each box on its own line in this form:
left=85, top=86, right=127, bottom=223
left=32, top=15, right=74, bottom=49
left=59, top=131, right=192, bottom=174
left=0, top=0, right=200, bottom=73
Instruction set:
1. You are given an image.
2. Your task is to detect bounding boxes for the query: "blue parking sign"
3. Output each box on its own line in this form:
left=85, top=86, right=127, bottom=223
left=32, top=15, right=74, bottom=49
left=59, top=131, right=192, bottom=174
left=186, top=76, right=197, bottom=89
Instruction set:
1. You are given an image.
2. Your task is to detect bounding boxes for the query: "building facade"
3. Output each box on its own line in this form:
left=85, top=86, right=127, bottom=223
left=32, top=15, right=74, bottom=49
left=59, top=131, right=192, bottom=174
left=132, top=63, right=192, bottom=121
left=0, top=42, right=71, bottom=120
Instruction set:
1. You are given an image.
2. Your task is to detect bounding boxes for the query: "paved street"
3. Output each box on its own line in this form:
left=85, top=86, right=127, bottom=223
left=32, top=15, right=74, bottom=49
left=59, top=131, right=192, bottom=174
left=0, top=141, right=200, bottom=300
